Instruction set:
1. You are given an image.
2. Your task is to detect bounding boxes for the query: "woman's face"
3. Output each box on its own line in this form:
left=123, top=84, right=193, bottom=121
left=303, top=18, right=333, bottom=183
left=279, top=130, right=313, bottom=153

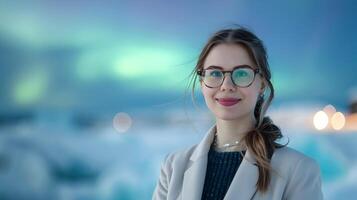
left=200, top=43, right=265, bottom=122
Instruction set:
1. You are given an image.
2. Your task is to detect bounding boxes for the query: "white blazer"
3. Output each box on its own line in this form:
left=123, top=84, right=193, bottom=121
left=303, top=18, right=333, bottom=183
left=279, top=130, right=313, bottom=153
left=152, top=124, right=324, bottom=200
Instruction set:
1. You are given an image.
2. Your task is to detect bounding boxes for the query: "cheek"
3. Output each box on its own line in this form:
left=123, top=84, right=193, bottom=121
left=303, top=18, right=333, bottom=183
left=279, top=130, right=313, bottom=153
left=201, top=87, right=214, bottom=100
left=246, top=92, right=259, bottom=106
left=241, top=88, right=260, bottom=106
left=248, top=79, right=263, bottom=96
left=201, top=87, right=217, bottom=108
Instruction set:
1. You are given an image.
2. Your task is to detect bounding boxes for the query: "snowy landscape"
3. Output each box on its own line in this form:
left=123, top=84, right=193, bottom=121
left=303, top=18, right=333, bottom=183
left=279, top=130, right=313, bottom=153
left=0, top=106, right=356, bottom=200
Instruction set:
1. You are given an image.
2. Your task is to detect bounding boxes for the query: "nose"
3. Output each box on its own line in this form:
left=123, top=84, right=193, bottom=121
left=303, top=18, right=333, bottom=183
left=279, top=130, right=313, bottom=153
left=220, top=73, right=236, bottom=91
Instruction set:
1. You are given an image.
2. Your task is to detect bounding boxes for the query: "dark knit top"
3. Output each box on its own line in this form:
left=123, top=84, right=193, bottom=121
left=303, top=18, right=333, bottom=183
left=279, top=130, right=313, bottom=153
left=201, top=147, right=246, bottom=200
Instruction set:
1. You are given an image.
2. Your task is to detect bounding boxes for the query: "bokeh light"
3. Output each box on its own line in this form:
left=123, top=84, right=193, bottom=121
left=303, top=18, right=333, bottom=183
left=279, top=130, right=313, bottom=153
left=331, top=112, right=346, bottom=130
left=323, top=104, right=336, bottom=117
left=313, top=110, right=329, bottom=130
left=113, top=112, right=132, bottom=133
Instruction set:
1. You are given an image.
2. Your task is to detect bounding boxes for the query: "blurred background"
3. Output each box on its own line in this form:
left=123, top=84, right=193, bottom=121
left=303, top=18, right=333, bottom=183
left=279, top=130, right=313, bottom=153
left=0, top=0, right=357, bottom=199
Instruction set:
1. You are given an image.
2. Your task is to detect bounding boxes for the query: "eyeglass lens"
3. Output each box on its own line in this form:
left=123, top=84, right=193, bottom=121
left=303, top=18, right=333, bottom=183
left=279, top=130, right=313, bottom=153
left=203, top=68, right=255, bottom=87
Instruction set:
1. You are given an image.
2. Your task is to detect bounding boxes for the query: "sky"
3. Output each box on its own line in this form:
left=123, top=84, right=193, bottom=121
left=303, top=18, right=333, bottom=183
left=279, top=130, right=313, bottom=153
left=0, top=0, right=356, bottom=114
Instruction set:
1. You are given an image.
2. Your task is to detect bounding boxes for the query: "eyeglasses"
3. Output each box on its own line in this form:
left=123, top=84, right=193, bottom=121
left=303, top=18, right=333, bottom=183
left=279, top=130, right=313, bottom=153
left=197, top=65, right=260, bottom=88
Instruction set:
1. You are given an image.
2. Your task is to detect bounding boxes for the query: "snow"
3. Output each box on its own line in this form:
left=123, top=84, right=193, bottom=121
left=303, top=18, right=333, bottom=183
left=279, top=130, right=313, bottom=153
left=0, top=118, right=356, bottom=200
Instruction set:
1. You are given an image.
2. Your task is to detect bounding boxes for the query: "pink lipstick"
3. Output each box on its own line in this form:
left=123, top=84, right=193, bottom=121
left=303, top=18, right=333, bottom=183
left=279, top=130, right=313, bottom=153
left=216, top=98, right=241, bottom=106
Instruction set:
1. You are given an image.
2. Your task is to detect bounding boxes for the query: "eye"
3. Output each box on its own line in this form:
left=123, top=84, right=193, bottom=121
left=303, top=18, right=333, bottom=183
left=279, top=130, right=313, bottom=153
left=208, top=70, right=222, bottom=77
left=236, top=70, right=248, bottom=77
left=233, top=68, right=253, bottom=79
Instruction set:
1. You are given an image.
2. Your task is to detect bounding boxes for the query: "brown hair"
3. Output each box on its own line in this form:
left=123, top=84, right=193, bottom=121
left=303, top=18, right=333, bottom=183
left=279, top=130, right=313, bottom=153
left=186, top=26, right=288, bottom=193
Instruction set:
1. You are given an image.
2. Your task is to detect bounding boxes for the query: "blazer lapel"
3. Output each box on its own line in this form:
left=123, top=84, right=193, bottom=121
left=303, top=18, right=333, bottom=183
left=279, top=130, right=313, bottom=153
left=223, top=149, right=259, bottom=200
left=181, top=124, right=215, bottom=200
left=181, top=156, right=208, bottom=200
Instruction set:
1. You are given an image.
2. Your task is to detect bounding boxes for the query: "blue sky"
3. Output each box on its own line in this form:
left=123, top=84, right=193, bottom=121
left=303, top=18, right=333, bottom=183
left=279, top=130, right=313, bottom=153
left=0, top=0, right=356, bottom=113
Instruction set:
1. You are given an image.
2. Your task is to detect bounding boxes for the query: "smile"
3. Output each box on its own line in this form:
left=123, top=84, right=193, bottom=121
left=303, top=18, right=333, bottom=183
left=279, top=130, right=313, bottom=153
left=216, top=98, right=241, bottom=107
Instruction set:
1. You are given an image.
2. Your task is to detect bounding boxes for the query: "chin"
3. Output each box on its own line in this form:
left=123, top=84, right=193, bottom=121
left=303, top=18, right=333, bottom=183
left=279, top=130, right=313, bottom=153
left=214, top=113, right=245, bottom=121
left=212, top=107, right=253, bottom=121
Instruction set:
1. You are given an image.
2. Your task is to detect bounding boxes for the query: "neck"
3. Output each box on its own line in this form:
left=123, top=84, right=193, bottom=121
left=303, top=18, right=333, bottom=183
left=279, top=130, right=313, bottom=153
left=214, top=116, right=256, bottom=151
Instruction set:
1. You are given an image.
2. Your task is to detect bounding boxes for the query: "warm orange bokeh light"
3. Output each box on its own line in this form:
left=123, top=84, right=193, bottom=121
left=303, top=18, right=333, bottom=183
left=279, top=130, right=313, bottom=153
left=331, top=112, right=346, bottom=130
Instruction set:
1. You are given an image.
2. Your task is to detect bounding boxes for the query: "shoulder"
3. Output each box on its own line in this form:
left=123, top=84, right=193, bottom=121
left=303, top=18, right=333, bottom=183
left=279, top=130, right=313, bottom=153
left=271, top=146, right=321, bottom=179
left=272, top=147, right=324, bottom=199
left=163, top=144, right=198, bottom=168
left=157, top=144, right=199, bottom=184
left=272, top=146, right=319, bottom=167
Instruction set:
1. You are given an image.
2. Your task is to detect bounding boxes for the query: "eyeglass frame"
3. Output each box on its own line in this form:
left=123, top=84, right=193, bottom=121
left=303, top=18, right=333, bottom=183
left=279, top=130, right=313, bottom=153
left=197, top=65, right=261, bottom=88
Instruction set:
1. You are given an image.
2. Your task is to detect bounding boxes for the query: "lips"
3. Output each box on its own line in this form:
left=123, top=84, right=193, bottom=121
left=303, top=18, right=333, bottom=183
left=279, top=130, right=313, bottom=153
left=216, top=98, right=241, bottom=106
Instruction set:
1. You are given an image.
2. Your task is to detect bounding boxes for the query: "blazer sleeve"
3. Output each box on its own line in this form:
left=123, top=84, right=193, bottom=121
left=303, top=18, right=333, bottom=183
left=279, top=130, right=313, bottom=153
left=284, top=157, right=324, bottom=200
left=152, top=153, right=172, bottom=200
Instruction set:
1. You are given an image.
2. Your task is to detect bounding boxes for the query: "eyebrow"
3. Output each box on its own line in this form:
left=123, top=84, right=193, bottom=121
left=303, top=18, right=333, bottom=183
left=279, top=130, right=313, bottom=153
left=205, top=65, right=252, bottom=70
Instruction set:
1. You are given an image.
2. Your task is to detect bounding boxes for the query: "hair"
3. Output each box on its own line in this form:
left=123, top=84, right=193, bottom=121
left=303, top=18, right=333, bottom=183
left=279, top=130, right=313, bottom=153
left=185, top=26, right=288, bottom=193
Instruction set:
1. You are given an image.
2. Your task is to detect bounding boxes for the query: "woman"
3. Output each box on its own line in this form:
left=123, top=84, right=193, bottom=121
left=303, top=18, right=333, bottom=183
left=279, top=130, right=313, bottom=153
left=152, top=26, right=323, bottom=200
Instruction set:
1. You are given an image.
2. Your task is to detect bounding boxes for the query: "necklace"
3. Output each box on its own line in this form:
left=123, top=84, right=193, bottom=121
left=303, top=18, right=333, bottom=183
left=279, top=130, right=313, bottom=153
left=213, top=132, right=245, bottom=151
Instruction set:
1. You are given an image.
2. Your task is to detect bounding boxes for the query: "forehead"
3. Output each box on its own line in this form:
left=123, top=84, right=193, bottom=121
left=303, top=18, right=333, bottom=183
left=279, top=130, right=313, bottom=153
left=203, top=43, right=256, bottom=70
